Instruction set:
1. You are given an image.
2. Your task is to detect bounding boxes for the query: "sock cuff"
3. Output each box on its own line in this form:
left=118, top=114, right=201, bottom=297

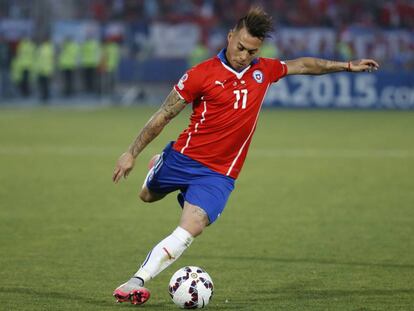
left=133, top=276, right=145, bottom=284
left=173, top=226, right=194, bottom=247
left=134, top=268, right=152, bottom=283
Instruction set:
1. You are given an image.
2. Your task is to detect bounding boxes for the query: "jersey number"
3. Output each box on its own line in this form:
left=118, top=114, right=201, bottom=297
left=233, top=89, right=248, bottom=109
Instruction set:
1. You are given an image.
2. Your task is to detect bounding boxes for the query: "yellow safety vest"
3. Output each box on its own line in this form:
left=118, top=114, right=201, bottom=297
left=103, top=42, right=120, bottom=72
left=16, top=39, right=35, bottom=70
left=58, top=41, right=79, bottom=70
left=35, top=42, right=54, bottom=76
left=81, top=39, right=100, bottom=67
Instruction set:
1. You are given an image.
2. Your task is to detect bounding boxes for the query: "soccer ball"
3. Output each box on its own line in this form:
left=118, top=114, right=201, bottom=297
left=168, top=266, right=214, bottom=309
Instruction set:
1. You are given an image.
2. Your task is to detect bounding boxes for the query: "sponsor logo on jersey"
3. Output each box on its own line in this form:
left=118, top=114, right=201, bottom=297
left=177, top=73, right=189, bottom=90
left=214, top=80, right=225, bottom=88
left=253, top=70, right=263, bottom=83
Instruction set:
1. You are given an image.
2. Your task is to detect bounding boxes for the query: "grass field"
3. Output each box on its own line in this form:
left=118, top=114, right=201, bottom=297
left=0, top=106, right=413, bottom=311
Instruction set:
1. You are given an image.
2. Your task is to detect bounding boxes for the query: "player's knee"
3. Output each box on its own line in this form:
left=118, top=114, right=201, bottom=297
left=190, top=222, right=206, bottom=237
left=180, top=205, right=209, bottom=237
left=180, top=222, right=204, bottom=237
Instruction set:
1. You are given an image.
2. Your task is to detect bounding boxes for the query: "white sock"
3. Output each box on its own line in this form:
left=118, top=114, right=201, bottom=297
left=134, top=226, right=193, bottom=284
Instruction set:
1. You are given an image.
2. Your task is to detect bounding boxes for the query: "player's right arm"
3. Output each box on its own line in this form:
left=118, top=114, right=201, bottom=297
left=112, top=88, right=187, bottom=183
left=285, top=58, right=379, bottom=75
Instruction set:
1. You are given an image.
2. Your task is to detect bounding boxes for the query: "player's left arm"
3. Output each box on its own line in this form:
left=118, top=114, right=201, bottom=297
left=285, top=58, right=379, bottom=75
left=112, top=88, right=187, bottom=183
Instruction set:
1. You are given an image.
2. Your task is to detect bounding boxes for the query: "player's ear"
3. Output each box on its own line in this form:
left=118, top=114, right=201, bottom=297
left=227, top=30, right=233, bottom=44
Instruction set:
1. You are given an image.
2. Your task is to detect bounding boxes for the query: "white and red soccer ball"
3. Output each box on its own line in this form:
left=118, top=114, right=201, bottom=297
left=168, top=266, right=214, bottom=309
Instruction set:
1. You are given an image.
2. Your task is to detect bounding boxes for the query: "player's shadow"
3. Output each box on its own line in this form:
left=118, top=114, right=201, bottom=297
left=0, top=286, right=169, bottom=309
left=192, top=255, right=414, bottom=269
left=0, top=286, right=110, bottom=307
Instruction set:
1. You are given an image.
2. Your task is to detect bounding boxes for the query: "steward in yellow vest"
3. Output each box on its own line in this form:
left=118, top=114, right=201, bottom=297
left=81, top=36, right=101, bottom=93
left=15, top=37, right=35, bottom=97
left=99, top=38, right=120, bottom=94
left=58, top=37, right=79, bottom=97
left=35, top=38, right=55, bottom=102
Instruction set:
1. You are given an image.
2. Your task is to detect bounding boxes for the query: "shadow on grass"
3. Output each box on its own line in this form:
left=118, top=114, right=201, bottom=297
left=2, top=286, right=412, bottom=310
left=188, top=255, right=414, bottom=269
left=0, top=286, right=250, bottom=310
left=0, top=286, right=170, bottom=309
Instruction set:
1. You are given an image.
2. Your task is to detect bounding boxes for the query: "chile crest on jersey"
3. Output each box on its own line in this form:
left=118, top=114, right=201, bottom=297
left=253, top=70, right=263, bottom=83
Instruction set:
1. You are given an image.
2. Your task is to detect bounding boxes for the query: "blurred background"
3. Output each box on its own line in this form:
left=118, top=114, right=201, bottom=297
left=0, top=0, right=413, bottom=108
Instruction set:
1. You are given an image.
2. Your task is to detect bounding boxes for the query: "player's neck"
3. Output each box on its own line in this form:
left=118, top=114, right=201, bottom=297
left=220, top=48, right=247, bottom=73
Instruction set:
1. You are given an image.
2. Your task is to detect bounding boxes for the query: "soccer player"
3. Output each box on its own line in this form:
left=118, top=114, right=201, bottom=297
left=112, top=7, right=379, bottom=305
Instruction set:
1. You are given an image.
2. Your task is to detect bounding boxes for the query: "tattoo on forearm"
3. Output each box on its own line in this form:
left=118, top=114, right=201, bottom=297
left=128, top=89, right=187, bottom=158
left=160, top=90, right=187, bottom=120
left=315, top=58, right=328, bottom=72
left=314, top=58, right=345, bottom=74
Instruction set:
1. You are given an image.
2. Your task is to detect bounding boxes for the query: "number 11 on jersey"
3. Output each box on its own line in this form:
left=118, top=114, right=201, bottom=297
left=234, top=89, right=248, bottom=109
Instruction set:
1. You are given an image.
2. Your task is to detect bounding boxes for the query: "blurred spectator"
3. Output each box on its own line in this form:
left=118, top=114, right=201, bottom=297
left=336, top=40, right=354, bottom=62
left=99, top=37, right=121, bottom=94
left=10, top=57, right=21, bottom=94
left=35, top=37, right=54, bottom=103
left=12, top=0, right=409, bottom=30
left=336, top=28, right=354, bottom=61
left=259, top=40, right=279, bottom=58
left=0, top=35, right=13, bottom=98
left=188, top=39, right=210, bottom=68
left=144, top=0, right=160, bottom=20
left=58, top=36, right=80, bottom=97
left=15, top=36, right=35, bottom=97
left=393, top=37, right=414, bottom=71
left=0, top=0, right=413, bottom=94
left=80, top=35, right=101, bottom=93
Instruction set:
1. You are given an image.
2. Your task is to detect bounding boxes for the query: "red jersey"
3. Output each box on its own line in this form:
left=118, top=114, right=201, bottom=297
left=173, top=49, right=287, bottom=179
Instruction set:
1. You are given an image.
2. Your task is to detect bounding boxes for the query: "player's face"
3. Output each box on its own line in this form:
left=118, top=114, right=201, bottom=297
left=226, top=27, right=263, bottom=71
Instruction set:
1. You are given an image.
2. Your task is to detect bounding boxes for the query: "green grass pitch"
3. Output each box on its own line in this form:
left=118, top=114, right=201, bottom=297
left=0, top=106, right=413, bottom=310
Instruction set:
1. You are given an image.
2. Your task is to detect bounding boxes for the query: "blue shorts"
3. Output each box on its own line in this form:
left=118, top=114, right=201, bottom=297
left=146, top=142, right=235, bottom=224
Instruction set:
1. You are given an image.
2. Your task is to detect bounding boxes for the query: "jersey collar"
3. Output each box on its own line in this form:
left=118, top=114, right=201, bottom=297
left=217, top=48, right=259, bottom=79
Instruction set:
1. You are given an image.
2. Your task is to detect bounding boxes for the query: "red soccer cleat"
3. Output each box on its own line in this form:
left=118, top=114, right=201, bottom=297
left=113, top=282, right=151, bottom=305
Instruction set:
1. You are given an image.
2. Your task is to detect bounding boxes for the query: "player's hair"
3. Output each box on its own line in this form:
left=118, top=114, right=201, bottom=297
left=234, top=7, right=273, bottom=40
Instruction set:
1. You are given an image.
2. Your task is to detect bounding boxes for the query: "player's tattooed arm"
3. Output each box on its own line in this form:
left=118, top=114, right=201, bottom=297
left=112, top=89, right=187, bottom=183
left=285, top=58, right=379, bottom=75
left=128, top=89, right=187, bottom=158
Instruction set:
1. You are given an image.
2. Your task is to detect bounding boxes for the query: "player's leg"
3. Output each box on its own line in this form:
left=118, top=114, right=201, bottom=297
left=114, top=178, right=232, bottom=304
left=114, top=144, right=233, bottom=305
left=134, top=202, right=208, bottom=279
left=179, top=202, right=209, bottom=236
left=139, top=186, right=166, bottom=202
left=114, top=144, right=187, bottom=305
left=139, top=153, right=167, bottom=202
left=113, top=202, right=207, bottom=305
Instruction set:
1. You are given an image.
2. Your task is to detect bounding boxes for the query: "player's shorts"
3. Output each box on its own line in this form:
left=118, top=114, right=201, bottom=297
left=146, top=142, right=235, bottom=224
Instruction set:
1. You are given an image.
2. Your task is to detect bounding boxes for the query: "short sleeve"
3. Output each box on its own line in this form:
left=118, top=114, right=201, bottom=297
left=264, top=58, right=288, bottom=83
left=174, top=67, right=204, bottom=103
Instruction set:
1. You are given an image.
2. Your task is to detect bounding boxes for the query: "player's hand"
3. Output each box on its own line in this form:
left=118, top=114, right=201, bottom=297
left=112, top=152, right=135, bottom=183
left=349, top=59, right=379, bottom=73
